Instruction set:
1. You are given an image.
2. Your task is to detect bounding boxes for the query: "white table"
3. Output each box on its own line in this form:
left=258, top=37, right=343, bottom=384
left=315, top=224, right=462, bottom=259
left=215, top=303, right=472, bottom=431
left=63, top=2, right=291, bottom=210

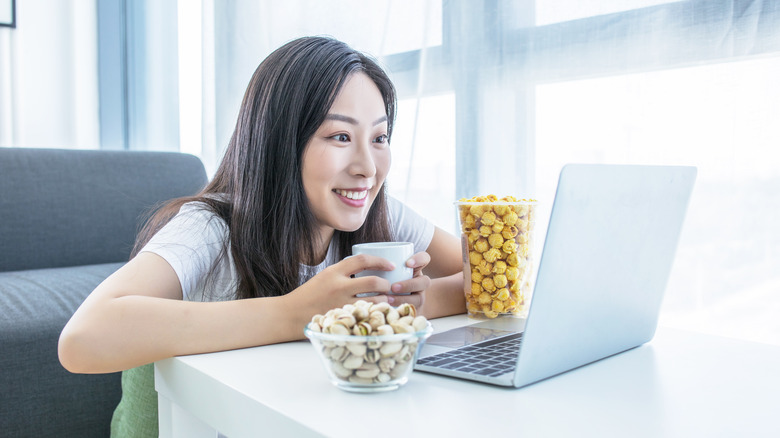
left=155, top=315, right=780, bottom=438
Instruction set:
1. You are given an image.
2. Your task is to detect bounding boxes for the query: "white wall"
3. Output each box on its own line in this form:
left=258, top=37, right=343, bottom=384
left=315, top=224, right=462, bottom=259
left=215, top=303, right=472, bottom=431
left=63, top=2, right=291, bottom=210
left=0, top=0, right=99, bottom=149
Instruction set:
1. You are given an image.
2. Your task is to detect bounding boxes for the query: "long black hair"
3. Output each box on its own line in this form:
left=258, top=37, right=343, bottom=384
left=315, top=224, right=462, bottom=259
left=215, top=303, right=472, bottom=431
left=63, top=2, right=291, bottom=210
left=133, top=36, right=396, bottom=299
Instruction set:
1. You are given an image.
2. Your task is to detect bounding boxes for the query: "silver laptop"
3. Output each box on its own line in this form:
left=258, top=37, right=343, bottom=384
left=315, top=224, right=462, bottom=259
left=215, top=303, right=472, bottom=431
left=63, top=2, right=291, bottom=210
left=415, top=164, right=697, bottom=388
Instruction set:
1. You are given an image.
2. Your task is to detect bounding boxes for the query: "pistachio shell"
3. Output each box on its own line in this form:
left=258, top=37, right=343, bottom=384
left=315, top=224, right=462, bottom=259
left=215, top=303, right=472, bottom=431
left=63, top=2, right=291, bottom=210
left=331, top=361, right=353, bottom=378
left=375, top=373, right=391, bottom=383
left=385, top=307, right=400, bottom=324
left=380, top=341, right=403, bottom=357
left=336, top=314, right=357, bottom=328
left=370, top=302, right=391, bottom=315
left=390, top=322, right=414, bottom=334
left=397, top=303, right=416, bottom=318
left=352, top=306, right=369, bottom=321
left=327, top=323, right=350, bottom=336
left=348, top=376, right=374, bottom=385
left=394, top=345, right=412, bottom=363
left=378, top=357, right=396, bottom=373
left=329, top=346, right=349, bottom=361
left=390, top=362, right=409, bottom=379
left=364, top=349, right=381, bottom=363
left=376, top=325, right=394, bottom=336
left=342, top=353, right=364, bottom=370
left=346, top=341, right=367, bottom=357
left=354, top=299, right=371, bottom=309
left=397, top=315, right=415, bottom=326
left=355, top=362, right=380, bottom=379
left=412, top=316, right=428, bottom=332
left=368, top=311, right=386, bottom=329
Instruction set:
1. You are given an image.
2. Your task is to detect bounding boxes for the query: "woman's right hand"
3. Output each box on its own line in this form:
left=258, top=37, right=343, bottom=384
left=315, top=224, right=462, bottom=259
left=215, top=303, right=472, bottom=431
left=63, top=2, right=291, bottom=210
left=288, top=254, right=396, bottom=317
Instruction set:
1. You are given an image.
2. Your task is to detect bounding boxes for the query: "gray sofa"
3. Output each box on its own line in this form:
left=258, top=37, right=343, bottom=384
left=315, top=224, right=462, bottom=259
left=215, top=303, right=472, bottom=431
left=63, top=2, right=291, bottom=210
left=0, top=147, right=208, bottom=437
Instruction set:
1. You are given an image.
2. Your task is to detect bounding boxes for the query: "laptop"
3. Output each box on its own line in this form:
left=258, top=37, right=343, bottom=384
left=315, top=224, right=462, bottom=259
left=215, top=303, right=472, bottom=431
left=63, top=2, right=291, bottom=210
left=415, top=163, right=697, bottom=388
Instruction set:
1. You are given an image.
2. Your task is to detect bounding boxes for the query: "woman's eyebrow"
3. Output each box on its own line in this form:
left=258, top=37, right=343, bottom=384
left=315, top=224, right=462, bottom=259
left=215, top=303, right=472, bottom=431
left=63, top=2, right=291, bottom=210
left=325, top=114, right=388, bottom=126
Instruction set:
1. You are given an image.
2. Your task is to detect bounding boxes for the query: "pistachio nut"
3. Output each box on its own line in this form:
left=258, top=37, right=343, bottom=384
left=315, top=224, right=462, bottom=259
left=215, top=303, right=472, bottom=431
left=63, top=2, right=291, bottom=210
left=329, top=346, right=349, bottom=361
left=378, top=357, right=396, bottom=373
left=367, top=311, right=386, bottom=329
left=342, top=353, right=364, bottom=370
left=375, top=373, right=391, bottom=383
left=412, top=316, right=428, bottom=332
left=394, top=345, right=413, bottom=363
left=396, top=303, right=416, bottom=318
left=375, top=324, right=394, bottom=336
left=397, top=315, right=414, bottom=326
left=385, top=307, right=400, bottom=324
left=351, top=321, right=371, bottom=336
left=348, top=376, right=374, bottom=385
left=380, top=341, right=403, bottom=357
left=390, top=322, right=414, bottom=334
left=327, top=322, right=350, bottom=336
left=331, top=361, right=353, bottom=378
left=345, top=341, right=367, bottom=357
left=363, top=349, right=381, bottom=363
left=390, top=363, right=409, bottom=379
left=355, top=362, right=380, bottom=379
left=336, top=314, right=357, bottom=328
left=351, top=306, right=369, bottom=322
left=369, top=302, right=391, bottom=315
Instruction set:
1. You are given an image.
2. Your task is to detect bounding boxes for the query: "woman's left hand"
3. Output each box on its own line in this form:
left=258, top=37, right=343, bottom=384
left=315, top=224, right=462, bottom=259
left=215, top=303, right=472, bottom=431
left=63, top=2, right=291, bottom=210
left=386, top=251, right=431, bottom=308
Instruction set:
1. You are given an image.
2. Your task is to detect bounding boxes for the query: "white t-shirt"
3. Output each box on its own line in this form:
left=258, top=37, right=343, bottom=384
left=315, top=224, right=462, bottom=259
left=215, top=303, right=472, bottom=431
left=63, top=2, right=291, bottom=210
left=140, top=196, right=435, bottom=302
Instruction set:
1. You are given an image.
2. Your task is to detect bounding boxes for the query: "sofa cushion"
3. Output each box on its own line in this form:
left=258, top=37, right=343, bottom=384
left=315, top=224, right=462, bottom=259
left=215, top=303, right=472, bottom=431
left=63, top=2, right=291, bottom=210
left=0, top=263, right=124, bottom=437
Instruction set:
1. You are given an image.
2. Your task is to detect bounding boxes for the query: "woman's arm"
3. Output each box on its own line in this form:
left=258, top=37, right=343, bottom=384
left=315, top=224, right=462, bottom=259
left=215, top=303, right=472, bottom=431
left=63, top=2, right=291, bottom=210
left=58, top=252, right=397, bottom=374
left=416, top=226, right=466, bottom=318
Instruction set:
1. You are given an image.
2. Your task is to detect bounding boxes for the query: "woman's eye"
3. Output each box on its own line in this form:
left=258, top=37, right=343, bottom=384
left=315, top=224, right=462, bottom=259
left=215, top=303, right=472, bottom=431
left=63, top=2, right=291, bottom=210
left=331, top=133, right=350, bottom=142
left=374, top=134, right=388, bottom=144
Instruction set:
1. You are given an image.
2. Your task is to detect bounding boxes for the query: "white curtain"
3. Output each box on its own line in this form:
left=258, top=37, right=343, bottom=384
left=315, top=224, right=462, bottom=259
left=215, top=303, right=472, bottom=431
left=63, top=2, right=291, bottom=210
left=179, top=0, right=780, bottom=346
left=0, top=0, right=99, bottom=149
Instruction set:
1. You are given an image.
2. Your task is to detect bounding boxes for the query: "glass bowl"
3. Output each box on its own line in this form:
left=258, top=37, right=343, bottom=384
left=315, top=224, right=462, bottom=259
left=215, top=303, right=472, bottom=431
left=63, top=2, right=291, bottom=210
left=304, top=321, right=433, bottom=393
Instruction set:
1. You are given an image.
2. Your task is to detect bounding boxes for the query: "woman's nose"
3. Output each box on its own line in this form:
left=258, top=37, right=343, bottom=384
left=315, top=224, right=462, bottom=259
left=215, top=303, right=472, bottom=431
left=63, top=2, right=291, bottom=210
left=350, top=141, right=377, bottom=178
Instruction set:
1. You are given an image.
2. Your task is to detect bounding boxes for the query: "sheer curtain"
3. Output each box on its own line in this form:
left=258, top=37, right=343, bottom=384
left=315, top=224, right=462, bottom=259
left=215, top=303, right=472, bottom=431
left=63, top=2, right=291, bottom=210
left=0, top=0, right=99, bottom=149
left=179, top=0, right=780, bottom=345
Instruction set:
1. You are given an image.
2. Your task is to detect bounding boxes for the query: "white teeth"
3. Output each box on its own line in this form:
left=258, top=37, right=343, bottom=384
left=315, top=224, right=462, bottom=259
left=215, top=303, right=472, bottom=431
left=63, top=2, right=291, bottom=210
left=336, top=189, right=368, bottom=200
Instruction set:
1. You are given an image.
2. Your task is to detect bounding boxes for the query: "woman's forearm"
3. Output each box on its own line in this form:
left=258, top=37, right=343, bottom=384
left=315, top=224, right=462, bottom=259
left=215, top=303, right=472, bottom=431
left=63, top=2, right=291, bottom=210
left=58, top=292, right=309, bottom=374
left=420, top=271, right=466, bottom=319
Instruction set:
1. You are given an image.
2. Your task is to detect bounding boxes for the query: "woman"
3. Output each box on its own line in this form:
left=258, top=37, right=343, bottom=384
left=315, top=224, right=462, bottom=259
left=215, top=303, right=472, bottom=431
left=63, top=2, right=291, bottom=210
left=59, top=36, right=464, bottom=435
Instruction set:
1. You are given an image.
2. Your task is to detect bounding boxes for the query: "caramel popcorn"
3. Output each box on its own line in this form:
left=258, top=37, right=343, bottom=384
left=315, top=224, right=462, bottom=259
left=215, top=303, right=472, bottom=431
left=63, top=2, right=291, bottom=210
left=456, top=195, right=536, bottom=319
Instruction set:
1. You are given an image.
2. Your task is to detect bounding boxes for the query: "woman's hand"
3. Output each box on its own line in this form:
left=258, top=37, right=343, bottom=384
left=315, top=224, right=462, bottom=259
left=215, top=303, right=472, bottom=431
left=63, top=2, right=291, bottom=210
left=385, top=251, right=431, bottom=309
left=289, top=254, right=397, bottom=316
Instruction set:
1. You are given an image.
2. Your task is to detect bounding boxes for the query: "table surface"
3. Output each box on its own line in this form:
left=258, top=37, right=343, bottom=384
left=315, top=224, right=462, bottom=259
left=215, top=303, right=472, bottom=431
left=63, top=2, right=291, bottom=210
left=155, top=314, right=780, bottom=438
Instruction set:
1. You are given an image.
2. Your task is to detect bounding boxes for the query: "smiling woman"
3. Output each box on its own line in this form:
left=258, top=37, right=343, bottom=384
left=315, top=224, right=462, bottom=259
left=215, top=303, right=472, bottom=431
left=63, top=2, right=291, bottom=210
left=58, top=35, right=464, bottom=437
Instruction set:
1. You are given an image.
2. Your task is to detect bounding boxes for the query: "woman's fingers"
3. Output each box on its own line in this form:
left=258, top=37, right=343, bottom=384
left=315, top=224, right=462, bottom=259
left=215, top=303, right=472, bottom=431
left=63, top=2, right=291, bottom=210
left=390, top=273, right=431, bottom=295
left=340, top=253, right=395, bottom=276
left=406, top=251, right=431, bottom=277
left=350, top=275, right=392, bottom=296
left=385, top=292, right=424, bottom=308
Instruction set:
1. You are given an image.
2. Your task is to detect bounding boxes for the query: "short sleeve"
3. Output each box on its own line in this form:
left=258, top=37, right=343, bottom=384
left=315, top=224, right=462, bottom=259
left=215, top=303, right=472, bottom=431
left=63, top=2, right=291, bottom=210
left=387, top=196, right=435, bottom=254
left=139, top=202, right=234, bottom=301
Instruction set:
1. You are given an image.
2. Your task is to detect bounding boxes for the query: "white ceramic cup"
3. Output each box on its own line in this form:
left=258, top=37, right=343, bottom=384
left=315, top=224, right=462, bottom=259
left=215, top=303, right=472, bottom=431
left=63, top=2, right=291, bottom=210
left=351, top=242, right=414, bottom=292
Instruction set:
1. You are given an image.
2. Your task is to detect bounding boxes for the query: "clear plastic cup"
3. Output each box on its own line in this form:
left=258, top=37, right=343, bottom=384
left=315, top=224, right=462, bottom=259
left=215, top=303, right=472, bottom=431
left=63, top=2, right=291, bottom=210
left=455, top=197, right=537, bottom=319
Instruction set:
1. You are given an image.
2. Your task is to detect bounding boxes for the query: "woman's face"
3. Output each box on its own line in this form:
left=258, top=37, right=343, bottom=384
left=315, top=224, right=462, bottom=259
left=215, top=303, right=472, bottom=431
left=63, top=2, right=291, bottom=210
left=302, top=72, right=391, bottom=240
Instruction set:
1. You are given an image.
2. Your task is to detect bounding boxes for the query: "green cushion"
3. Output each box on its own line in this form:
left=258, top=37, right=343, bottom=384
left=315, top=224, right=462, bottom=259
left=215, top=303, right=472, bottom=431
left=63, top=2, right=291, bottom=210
left=110, top=364, right=158, bottom=438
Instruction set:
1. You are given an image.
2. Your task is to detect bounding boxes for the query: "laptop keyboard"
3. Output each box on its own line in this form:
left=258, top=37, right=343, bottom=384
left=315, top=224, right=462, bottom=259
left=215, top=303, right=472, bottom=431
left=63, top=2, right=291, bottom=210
left=416, top=332, right=524, bottom=378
